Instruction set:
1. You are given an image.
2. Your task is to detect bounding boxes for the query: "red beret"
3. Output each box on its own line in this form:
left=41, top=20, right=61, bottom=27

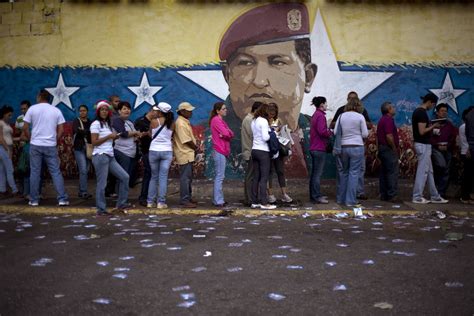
left=219, top=2, right=310, bottom=61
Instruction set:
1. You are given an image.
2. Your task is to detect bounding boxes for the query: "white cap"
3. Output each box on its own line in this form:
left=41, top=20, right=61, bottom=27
left=153, top=102, right=172, bottom=113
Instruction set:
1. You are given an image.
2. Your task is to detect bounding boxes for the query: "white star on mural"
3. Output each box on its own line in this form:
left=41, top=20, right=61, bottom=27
left=178, top=9, right=395, bottom=120
left=128, top=72, right=162, bottom=109
left=301, top=10, right=394, bottom=118
left=429, top=72, right=466, bottom=114
left=46, top=73, right=80, bottom=110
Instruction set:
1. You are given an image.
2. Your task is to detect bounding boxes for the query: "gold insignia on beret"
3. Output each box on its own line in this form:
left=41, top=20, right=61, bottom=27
left=287, top=9, right=302, bottom=31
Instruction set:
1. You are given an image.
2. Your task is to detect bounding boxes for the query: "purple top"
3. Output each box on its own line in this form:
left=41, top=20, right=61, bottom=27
left=430, top=120, right=458, bottom=152
left=309, top=109, right=332, bottom=152
left=377, top=114, right=399, bottom=147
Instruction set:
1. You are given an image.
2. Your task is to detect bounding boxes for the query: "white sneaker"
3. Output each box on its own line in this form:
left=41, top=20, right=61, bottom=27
left=250, top=204, right=261, bottom=209
left=281, top=194, right=293, bottom=203
left=146, top=202, right=155, bottom=208
left=412, top=197, right=430, bottom=204
left=260, top=204, right=277, bottom=210
left=28, top=201, right=39, bottom=207
left=268, top=195, right=277, bottom=203
left=316, top=197, right=329, bottom=204
left=431, top=197, right=448, bottom=204
left=58, top=200, right=69, bottom=206
left=157, top=202, right=168, bottom=209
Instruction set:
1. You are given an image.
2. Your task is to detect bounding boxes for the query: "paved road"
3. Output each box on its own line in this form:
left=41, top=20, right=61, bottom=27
left=1, top=212, right=473, bottom=315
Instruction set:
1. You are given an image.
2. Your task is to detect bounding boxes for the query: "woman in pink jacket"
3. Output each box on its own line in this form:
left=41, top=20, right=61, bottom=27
left=209, top=102, right=234, bottom=207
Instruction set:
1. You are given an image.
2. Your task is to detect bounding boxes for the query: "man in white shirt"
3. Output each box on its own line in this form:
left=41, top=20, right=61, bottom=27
left=22, top=90, right=69, bottom=206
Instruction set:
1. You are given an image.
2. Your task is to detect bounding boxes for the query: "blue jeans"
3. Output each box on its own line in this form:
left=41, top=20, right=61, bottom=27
left=29, top=144, right=68, bottom=203
left=179, top=163, right=193, bottom=204
left=147, top=150, right=173, bottom=204
left=212, top=150, right=226, bottom=205
left=335, top=154, right=344, bottom=203
left=0, top=146, right=17, bottom=193
left=22, top=165, right=44, bottom=197
left=74, top=149, right=89, bottom=194
left=114, top=149, right=137, bottom=188
left=357, top=155, right=366, bottom=196
left=139, top=153, right=151, bottom=202
left=378, top=145, right=399, bottom=200
left=413, top=143, right=441, bottom=200
left=309, top=150, right=326, bottom=201
left=340, top=146, right=364, bottom=205
left=92, top=154, right=129, bottom=213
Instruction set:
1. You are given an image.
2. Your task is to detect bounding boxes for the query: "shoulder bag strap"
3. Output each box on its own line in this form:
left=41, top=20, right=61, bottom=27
left=152, top=123, right=166, bottom=140
left=77, top=118, right=89, bottom=144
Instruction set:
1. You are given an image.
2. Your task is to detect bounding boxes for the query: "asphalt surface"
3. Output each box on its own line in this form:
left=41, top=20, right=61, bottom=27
left=1, top=212, right=473, bottom=315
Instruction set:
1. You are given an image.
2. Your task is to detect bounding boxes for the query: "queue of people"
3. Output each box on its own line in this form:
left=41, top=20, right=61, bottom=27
left=1, top=89, right=474, bottom=215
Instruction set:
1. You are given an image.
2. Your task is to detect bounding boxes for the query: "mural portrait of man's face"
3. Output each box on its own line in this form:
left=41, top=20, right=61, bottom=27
left=219, top=2, right=316, bottom=131
left=223, top=40, right=316, bottom=130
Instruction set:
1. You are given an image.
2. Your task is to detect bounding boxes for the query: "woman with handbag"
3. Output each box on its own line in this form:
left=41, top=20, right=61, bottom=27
left=267, top=103, right=293, bottom=204
left=112, top=101, right=143, bottom=188
left=309, top=97, right=332, bottom=204
left=250, top=102, right=277, bottom=210
left=73, top=104, right=92, bottom=199
left=146, top=102, right=174, bottom=209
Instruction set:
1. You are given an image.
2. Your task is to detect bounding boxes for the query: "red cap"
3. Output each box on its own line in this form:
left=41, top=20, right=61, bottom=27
left=219, top=2, right=310, bottom=61
left=95, top=100, right=113, bottom=117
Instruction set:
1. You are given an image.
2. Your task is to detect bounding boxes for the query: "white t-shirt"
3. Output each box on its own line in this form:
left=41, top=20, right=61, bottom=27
left=90, top=120, right=114, bottom=156
left=149, top=123, right=173, bottom=152
left=459, top=124, right=468, bottom=155
left=251, top=116, right=270, bottom=152
left=23, top=103, right=65, bottom=147
left=335, top=111, right=368, bottom=146
left=0, top=120, right=13, bottom=146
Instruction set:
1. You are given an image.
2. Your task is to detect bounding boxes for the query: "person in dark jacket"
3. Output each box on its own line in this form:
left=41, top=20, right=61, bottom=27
left=430, top=103, right=458, bottom=198
left=464, top=105, right=474, bottom=200
left=134, top=106, right=159, bottom=206
left=73, top=104, right=92, bottom=199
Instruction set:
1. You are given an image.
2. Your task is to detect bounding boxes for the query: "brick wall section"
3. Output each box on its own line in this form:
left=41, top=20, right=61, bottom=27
left=0, top=3, right=12, bottom=14
left=0, top=0, right=61, bottom=37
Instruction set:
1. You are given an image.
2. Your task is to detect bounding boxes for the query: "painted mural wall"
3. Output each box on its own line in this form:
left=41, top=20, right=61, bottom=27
left=0, top=0, right=473, bottom=179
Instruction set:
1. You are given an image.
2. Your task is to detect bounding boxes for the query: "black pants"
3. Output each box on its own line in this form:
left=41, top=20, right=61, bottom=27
left=139, top=153, right=151, bottom=202
left=251, top=149, right=271, bottom=205
left=243, top=158, right=254, bottom=205
left=461, top=154, right=473, bottom=200
left=269, top=155, right=286, bottom=189
left=378, top=145, right=399, bottom=200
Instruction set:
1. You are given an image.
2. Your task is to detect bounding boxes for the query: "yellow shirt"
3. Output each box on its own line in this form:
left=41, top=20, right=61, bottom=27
left=173, top=115, right=196, bottom=165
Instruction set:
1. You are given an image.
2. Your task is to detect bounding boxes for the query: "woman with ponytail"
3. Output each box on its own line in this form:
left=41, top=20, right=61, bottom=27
left=209, top=102, right=234, bottom=207
left=147, top=102, right=174, bottom=209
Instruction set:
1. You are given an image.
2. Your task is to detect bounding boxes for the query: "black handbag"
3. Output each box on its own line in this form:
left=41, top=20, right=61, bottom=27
left=325, top=136, right=334, bottom=153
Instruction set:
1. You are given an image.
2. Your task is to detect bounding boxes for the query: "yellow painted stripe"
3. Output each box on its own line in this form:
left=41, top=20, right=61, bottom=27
left=0, top=205, right=471, bottom=217
left=1, top=1, right=473, bottom=67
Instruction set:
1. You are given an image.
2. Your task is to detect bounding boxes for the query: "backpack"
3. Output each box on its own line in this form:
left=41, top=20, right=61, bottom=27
left=268, top=128, right=280, bottom=158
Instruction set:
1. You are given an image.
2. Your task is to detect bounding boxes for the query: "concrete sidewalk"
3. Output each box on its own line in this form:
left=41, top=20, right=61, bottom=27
left=1, top=178, right=473, bottom=216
